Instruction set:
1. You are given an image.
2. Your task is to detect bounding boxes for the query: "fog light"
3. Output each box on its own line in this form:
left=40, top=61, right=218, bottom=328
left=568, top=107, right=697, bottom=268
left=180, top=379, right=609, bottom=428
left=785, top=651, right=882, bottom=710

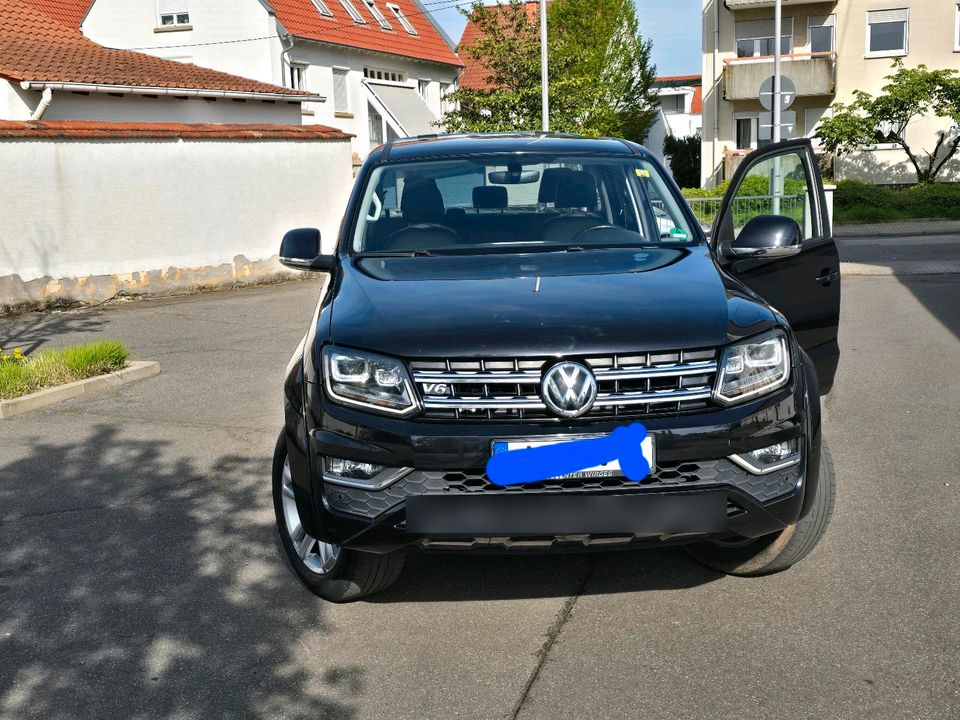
left=729, top=439, right=801, bottom=475
left=326, top=457, right=383, bottom=479
left=322, top=457, right=412, bottom=490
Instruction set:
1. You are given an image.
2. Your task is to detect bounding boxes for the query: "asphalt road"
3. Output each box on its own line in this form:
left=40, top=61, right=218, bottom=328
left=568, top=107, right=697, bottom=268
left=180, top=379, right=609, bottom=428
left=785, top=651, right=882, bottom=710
left=1, top=250, right=959, bottom=719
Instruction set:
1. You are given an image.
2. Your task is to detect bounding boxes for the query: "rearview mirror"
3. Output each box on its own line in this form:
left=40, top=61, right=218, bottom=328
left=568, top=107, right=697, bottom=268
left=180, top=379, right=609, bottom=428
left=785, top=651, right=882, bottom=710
left=279, top=228, right=334, bottom=271
left=488, top=170, right=541, bottom=184
left=727, top=215, right=801, bottom=259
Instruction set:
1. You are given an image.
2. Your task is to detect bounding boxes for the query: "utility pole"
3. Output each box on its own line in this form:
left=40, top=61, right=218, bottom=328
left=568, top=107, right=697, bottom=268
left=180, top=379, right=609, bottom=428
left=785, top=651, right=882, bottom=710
left=772, top=0, right=782, bottom=214
left=540, top=0, right=549, bottom=132
left=773, top=0, right=782, bottom=143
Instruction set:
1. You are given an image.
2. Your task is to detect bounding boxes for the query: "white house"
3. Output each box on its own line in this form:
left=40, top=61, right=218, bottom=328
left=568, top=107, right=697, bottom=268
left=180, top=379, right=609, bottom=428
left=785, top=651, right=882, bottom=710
left=77, top=0, right=463, bottom=163
left=645, top=75, right=704, bottom=168
left=0, top=0, right=321, bottom=123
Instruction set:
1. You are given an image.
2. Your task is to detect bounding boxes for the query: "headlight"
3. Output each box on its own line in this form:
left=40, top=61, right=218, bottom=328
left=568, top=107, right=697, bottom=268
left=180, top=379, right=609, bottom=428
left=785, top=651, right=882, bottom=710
left=714, top=330, right=790, bottom=404
left=322, top=346, right=419, bottom=416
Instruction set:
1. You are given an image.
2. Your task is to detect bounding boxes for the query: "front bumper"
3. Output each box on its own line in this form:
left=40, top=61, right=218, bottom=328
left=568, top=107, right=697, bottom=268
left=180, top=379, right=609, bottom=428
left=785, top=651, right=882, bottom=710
left=285, top=366, right=820, bottom=553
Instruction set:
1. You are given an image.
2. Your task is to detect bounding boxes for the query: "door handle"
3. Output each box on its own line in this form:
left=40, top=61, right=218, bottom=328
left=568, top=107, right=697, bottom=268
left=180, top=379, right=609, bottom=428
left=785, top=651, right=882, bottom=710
left=816, top=269, right=839, bottom=285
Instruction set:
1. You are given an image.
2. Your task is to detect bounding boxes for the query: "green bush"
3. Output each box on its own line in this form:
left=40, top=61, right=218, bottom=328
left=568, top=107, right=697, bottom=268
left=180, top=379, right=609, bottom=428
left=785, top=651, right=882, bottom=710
left=834, top=180, right=960, bottom=223
left=0, top=340, right=129, bottom=400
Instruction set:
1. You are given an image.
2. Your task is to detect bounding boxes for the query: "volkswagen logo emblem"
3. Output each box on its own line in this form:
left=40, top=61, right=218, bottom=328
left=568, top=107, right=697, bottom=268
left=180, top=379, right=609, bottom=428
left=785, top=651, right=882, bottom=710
left=541, top=361, right=597, bottom=418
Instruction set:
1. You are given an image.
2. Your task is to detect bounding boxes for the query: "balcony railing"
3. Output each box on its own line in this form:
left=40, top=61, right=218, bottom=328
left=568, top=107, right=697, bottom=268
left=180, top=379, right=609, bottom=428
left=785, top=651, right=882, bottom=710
left=725, top=0, right=835, bottom=8
left=724, top=52, right=836, bottom=100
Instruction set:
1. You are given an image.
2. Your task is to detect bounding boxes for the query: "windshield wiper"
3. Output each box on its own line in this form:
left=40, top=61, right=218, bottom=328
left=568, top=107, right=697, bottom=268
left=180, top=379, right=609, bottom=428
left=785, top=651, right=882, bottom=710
left=356, top=249, right=434, bottom=258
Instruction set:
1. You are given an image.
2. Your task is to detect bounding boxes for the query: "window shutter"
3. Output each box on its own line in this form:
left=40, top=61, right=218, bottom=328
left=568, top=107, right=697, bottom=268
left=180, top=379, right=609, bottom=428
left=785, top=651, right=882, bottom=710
left=868, top=9, right=909, bottom=24
left=333, top=69, right=348, bottom=113
left=808, top=14, right=835, bottom=28
left=158, top=0, right=189, bottom=13
left=735, top=17, right=793, bottom=39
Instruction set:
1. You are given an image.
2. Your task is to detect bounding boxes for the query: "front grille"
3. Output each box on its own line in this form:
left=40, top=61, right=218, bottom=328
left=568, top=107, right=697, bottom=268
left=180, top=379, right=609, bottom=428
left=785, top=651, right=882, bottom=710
left=322, top=459, right=801, bottom=518
left=411, top=349, right=719, bottom=421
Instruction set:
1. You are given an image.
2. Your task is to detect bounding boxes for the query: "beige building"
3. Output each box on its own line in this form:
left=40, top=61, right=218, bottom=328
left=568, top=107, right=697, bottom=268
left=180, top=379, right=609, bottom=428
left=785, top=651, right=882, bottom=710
left=701, top=0, right=960, bottom=187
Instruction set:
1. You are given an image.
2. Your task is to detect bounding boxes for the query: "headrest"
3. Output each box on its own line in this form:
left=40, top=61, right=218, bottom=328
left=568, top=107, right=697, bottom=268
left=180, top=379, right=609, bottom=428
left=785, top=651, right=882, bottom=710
left=537, top=167, right=574, bottom=203
left=554, top=171, right=598, bottom=210
left=472, top=185, right=508, bottom=209
left=401, top=176, right=444, bottom=223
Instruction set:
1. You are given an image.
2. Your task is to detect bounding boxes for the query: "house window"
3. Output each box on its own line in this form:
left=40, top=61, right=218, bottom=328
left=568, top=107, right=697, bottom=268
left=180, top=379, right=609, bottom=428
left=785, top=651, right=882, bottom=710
left=735, top=18, right=793, bottom=58
left=386, top=3, right=417, bottom=34
left=333, top=67, right=350, bottom=113
left=362, top=0, right=393, bottom=30
left=311, top=0, right=334, bottom=17
left=340, top=0, right=366, bottom=24
left=735, top=117, right=756, bottom=151
left=158, top=1, right=190, bottom=26
left=440, top=81, right=453, bottom=114
left=808, top=14, right=835, bottom=54
left=955, top=4, right=960, bottom=52
left=660, top=94, right=684, bottom=114
left=364, top=67, right=404, bottom=82
left=417, top=79, right=430, bottom=100
left=287, top=63, right=307, bottom=91
left=866, top=9, right=908, bottom=58
left=369, top=104, right=384, bottom=149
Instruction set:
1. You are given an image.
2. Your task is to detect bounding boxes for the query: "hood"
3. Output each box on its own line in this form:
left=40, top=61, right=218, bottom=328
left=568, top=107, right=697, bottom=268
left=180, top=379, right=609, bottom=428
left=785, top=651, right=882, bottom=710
left=326, top=246, right=776, bottom=358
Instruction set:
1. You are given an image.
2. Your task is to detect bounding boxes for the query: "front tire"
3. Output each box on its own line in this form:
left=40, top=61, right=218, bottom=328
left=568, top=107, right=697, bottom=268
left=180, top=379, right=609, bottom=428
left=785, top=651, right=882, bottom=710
left=686, top=441, right=836, bottom=576
left=272, top=432, right=405, bottom=601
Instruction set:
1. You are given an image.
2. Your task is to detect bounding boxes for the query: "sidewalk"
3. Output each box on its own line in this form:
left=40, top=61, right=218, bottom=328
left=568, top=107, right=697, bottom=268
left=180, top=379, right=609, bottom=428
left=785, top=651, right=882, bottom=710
left=834, top=218, right=960, bottom=238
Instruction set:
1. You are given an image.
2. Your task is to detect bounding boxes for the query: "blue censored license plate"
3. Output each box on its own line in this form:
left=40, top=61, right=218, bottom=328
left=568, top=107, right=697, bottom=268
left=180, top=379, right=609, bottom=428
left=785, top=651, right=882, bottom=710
left=491, top=434, right=655, bottom=480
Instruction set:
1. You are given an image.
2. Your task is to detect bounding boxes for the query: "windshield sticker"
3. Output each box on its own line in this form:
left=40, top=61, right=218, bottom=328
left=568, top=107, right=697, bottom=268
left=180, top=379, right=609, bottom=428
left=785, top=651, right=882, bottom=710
left=669, top=227, right=688, bottom=240
left=634, top=168, right=651, bottom=178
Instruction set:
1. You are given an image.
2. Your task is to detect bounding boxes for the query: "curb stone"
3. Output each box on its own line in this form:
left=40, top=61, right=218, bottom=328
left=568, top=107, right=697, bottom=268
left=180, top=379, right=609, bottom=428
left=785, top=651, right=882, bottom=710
left=840, top=261, right=960, bottom=276
left=0, top=360, right=160, bottom=420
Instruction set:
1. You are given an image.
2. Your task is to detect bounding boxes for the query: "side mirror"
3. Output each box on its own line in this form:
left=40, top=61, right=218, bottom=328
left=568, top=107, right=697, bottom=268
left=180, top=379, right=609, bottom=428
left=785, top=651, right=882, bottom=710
left=727, top=215, right=801, bottom=259
left=279, top=228, right=334, bottom=271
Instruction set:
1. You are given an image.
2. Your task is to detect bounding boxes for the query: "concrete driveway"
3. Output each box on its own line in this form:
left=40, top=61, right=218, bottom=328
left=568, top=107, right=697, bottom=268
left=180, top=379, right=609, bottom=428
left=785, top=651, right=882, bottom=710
left=1, top=263, right=958, bottom=719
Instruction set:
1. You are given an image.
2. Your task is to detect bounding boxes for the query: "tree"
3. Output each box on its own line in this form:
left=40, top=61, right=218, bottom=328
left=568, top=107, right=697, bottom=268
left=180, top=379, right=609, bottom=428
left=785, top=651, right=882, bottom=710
left=663, top=132, right=701, bottom=189
left=441, top=0, right=659, bottom=142
left=816, top=61, right=960, bottom=184
left=441, top=1, right=544, bottom=133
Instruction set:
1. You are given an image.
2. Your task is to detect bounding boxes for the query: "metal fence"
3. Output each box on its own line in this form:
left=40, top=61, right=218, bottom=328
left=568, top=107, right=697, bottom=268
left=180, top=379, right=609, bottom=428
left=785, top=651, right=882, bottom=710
left=685, top=194, right=806, bottom=231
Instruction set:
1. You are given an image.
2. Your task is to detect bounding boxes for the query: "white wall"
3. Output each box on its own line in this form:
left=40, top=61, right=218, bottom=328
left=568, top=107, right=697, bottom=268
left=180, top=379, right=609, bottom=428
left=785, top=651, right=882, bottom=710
left=0, top=136, right=354, bottom=308
left=83, top=0, right=282, bottom=86
left=1, top=79, right=35, bottom=120
left=38, top=91, right=303, bottom=124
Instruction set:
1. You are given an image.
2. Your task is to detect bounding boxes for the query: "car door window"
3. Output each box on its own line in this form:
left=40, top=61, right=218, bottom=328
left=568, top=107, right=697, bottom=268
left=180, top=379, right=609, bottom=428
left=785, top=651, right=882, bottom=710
left=727, top=150, right=818, bottom=242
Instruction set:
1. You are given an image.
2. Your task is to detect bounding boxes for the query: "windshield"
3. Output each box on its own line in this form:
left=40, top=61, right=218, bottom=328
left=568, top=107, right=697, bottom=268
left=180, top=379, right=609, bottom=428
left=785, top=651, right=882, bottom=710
left=351, top=155, right=697, bottom=255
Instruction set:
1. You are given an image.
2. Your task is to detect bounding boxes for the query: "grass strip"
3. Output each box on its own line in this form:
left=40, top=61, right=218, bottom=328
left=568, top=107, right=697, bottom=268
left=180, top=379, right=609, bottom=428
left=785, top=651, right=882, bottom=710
left=0, top=340, right=129, bottom=400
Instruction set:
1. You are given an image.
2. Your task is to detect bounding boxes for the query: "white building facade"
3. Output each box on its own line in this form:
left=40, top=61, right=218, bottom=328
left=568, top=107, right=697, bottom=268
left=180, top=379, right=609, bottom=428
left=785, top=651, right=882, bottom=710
left=81, top=0, right=462, bottom=163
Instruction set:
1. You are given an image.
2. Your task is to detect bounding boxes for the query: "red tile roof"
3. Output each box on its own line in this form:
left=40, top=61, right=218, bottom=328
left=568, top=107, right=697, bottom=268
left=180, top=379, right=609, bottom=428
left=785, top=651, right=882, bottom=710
left=458, top=1, right=539, bottom=90
left=0, top=119, right=351, bottom=140
left=265, top=0, right=460, bottom=67
left=0, top=0, right=312, bottom=97
left=21, top=0, right=92, bottom=28
left=654, top=74, right=703, bottom=115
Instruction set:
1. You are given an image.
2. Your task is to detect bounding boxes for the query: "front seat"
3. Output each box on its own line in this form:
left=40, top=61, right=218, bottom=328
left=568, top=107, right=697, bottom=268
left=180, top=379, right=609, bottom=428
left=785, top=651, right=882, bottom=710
left=388, top=176, right=460, bottom=251
left=538, top=171, right=603, bottom=244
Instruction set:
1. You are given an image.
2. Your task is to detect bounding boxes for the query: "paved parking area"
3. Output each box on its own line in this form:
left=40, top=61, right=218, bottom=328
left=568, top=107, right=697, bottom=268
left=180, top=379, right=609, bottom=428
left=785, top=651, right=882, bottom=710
left=1, top=266, right=958, bottom=719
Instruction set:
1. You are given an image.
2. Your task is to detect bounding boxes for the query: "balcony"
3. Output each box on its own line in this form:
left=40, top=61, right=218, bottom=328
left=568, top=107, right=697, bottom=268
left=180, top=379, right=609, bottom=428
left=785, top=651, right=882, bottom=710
left=725, top=0, right=836, bottom=8
left=723, top=52, right=836, bottom=101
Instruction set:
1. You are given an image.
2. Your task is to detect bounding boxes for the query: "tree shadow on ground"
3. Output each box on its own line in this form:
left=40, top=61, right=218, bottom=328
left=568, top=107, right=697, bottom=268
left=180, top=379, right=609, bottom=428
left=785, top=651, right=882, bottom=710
left=1, top=309, right=108, bottom=355
left=0, top=424, right=356, bottom=720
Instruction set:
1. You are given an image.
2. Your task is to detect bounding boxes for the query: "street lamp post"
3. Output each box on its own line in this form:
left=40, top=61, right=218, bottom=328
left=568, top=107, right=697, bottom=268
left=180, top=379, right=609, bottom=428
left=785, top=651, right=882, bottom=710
left=540, top=0, right=549, bottom=132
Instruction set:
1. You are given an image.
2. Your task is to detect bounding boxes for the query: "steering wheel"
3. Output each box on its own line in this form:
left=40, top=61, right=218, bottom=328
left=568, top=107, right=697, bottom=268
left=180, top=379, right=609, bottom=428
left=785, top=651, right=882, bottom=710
left=568, top=225, right=645, bottom=245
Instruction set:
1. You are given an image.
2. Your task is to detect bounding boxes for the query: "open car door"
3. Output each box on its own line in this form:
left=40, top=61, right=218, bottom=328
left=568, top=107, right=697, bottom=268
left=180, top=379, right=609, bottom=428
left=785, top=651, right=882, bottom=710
left=711, top=139, right=840, bottom=394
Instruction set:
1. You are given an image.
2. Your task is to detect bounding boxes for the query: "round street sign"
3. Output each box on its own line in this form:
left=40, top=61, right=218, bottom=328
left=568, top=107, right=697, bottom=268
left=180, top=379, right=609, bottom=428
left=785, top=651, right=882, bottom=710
left=759, top=75, right=797, bottom=112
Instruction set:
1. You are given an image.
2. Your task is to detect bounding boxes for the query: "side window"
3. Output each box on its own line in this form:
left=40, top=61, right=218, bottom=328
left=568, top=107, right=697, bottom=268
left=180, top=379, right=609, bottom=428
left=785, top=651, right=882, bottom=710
left=727, top=151, right=817, bottom=241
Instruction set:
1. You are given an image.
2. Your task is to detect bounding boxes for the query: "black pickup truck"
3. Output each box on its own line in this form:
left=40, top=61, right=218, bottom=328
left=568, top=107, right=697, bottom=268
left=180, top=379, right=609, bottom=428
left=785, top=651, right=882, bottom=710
left=273, top=133, right=840, bottom=601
